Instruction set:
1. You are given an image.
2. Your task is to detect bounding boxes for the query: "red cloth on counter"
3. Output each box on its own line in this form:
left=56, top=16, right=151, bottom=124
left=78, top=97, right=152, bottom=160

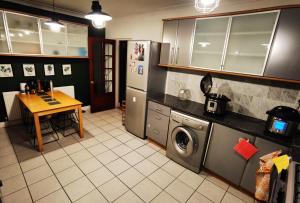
left=234, top=140, right=258, bottom=160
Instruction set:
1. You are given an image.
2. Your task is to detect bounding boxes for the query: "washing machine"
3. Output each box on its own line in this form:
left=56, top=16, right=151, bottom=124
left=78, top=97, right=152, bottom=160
left=166, top=111, right=210, bottom=173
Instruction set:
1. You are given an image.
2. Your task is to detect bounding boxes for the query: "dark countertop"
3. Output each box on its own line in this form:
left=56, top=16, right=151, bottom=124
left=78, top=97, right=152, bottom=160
left=148, top=94, right=294, bottom=147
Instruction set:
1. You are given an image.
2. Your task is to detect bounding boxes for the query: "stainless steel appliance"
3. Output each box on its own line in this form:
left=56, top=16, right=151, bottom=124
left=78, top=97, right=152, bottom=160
left=266, top=106, right=300, bottom=137
left=125, top=41, right=167, bottom=139
left=200, top=73, right=230, bottom=115
left=166, top=111, right=210, bottom=173
left=268, top=161, right=299, bottom=203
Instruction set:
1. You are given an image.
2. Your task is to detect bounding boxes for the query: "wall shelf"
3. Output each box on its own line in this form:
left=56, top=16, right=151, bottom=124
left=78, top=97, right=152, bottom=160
left=158, top=64, right=300, bottom=84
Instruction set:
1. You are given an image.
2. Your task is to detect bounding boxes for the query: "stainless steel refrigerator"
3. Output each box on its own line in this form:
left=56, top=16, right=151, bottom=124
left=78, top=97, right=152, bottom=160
left=125, top=40, right=167, bottom=139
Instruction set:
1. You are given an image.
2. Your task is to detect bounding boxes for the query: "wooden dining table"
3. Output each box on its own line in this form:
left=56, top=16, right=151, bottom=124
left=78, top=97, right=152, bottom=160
left=17, top=90, right=84, bottom=152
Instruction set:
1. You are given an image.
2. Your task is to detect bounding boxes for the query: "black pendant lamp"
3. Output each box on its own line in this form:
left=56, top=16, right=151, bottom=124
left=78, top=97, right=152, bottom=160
left=85, top=0, right=112, bottom=29
left=44, top=0, right=65, bottom=32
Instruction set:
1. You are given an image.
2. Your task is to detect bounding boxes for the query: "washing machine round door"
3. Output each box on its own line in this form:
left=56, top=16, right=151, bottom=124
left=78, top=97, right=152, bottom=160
left=171, top=127, right=196, bottom=157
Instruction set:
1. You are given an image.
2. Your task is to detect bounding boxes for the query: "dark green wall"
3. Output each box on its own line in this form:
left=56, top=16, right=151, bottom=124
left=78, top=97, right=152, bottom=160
left=0, top=56, right=90, bottom=122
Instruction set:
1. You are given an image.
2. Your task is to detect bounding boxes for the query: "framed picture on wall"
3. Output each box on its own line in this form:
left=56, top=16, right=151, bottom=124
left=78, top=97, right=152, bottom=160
left=62, top=64, right=72, bottom=75
left=0, top=64, right=13, bottom=78
left=44, top=64, right=55, bottom=76
left=23, top=64, right=36, bottom=77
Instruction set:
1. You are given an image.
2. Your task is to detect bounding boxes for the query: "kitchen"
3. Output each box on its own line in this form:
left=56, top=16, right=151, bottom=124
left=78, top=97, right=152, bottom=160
left=0, top=0, right=300, bottom=203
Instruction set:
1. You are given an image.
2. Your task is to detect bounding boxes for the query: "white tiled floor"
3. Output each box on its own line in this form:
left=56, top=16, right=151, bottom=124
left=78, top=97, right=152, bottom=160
left=0, top=109, right=256, bottom=203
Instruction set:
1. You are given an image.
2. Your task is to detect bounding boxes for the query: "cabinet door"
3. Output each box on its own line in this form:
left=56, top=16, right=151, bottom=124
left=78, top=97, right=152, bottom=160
left=264, top=8, right=300, bottom=81
left=146, top=109, right=169, bottom=146
left=191, top=17, right=229, bottom=70
left=240, top=137, right=288, bottom=193
left=176, top=19, right=195, bottom=66
left=40, top=18, right=67, bottom=56
left=0, top=12, right=9, bottom=53
left=5, top=12, right=41, bottom=54
left=223, top=11, right=278, bottom=75
left=162, top=20, right=178, bottom=64
left=204, top=123, right=255, bottom=185
left=67, top=23, right=88, bottom=56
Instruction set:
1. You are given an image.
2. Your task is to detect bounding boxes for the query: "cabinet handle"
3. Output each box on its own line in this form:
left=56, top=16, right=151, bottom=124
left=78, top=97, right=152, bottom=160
left=155, top=108, right=162, bottom=112
left=171, top=47, right=176, bottom=64
left=153, top=129, right=160, bottom=135
left=176, top=47, right=179, bottom=64
left=155, top=115, right=161, bottom=120
left=203, top=123, right=214, bottom=165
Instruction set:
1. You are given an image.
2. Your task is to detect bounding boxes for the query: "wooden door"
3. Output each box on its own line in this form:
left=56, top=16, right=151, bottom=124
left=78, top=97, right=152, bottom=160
left=89, top=38, right=116, bottom=112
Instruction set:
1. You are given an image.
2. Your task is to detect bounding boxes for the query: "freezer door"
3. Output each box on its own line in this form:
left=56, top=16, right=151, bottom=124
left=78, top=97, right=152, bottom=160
left=125, top=87, right=147, bottom=139
left=126, top=41, right=150, bottom=91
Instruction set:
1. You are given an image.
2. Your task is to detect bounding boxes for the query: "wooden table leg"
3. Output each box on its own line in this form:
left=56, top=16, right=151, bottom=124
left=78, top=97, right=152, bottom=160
left=78, top=105, right=84, bottom=138
left=33, top=113, right=44, bottom=152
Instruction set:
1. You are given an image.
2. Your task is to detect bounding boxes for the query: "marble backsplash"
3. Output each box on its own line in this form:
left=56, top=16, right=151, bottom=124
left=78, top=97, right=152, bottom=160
left=165, top=70, right=300, bottom=120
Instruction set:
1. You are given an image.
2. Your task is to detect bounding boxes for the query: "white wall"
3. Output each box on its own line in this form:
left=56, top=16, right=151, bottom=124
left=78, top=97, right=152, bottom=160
left=106, top=0, right=300, bottom=41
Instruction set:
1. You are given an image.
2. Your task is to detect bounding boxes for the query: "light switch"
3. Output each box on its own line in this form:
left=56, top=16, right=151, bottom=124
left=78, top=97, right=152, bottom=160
left=133, top=97, right=136, bottom=102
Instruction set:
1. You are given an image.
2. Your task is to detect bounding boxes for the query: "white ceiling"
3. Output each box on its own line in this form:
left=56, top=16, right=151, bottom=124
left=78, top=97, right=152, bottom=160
left=5, top=0, right=195, bottom=18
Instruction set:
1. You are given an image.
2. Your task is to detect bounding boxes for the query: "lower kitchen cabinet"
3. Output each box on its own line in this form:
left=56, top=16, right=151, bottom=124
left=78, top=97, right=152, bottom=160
left=146, top=101, right=170, bottom=146
left=204, top=123, right=255, bottom=185
left=240, top=137, right=288, bottom=193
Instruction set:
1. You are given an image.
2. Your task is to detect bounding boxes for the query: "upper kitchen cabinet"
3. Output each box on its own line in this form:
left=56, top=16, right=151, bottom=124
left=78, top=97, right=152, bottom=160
left=161, top=19, right=195, bottom=66
left=66, top=23, right=88, bottom=57
left=0, top=10, right=88, bottom=57
left=162, top=20, right=178, bottom=64
left=264, top=8, right=300, bottom=81
left=40, top=18, right=67, bottom=56
left=191, top=17, right=229, bottom=70
left=223, top=11, right=278, bottom=75
left=6, top=12, right=41, bottom=54
left=41, top=21, right=88, bottom=57
left=0, top=12, right=9, bottom=53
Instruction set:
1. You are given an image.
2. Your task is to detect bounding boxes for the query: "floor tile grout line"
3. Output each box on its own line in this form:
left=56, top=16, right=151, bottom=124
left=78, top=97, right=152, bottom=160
left=226, top=189, right=254, bottom=203
left=58, top=138, right=112, bottom=203
left=1, top=129, right=36, bottom=203
left=183, top=174, right=208, bottom=203
left=0, top=165, right=23, bottom=182
left=149, top=164, right=189, bottom=202
left=40, top=151, right=75, bottom=203
left=67, top=126, right=150, bottom=202
left=199, top=178, right=229, bottom=203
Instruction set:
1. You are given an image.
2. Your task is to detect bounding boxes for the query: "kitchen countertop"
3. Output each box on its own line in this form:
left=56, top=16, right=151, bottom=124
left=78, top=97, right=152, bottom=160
left=148, top=93, right=294, bottom=147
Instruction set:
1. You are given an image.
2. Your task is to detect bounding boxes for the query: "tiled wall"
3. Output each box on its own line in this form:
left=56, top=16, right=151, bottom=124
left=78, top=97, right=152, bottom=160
left=165, top=70, right=300, bottom=120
